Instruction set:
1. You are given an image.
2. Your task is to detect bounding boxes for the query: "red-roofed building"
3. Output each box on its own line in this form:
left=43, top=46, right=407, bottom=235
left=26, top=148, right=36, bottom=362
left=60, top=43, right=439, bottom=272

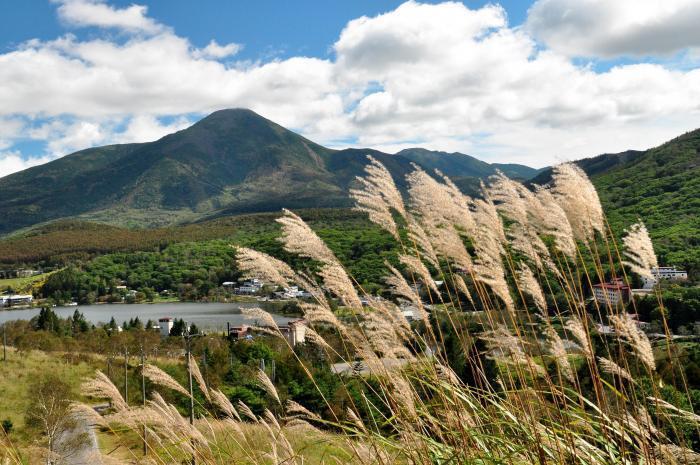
left=593, top=278, right=630, bottom=306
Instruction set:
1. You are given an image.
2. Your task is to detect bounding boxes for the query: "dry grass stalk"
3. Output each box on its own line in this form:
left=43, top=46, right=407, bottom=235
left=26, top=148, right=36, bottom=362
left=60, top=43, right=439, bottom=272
left=545, top=327, right=575, bottom=383
left=399, top=254, right=438, bottom=295
left=277, top=208, right=337, bottom=264
left=406, top=217, right=440, bottom=268
left=256, top=369, right=281, bottom=405
left=81, top=370, right=128, bottom=411
left=237, top=401, right=258, bottom=422
left=210, top=389, right=240, bottom=421
left=235, top=247, right=299, bottom=289
left=648, top=397, right=700, bottom=423
left=452, top=274, right=474, bottom=304
left=384, top=263, right=426, bottom=317
left=188, top=354, right=211, bottom=402
left=350, top=155, right=406, bottom=238
left=565, top=316, right=592, bottom=359
left=517, top=263, right=546, bottom=312
left=533, top=185, right=577, bottom=259
left=622, top=221, right=658, bottom=280
left=318, top=263, right=363, bottom=309
left=142, top=364, right=190, bottom=397
left=482, top=325, right=545, bottom=377
left=285, top=400, right=321, bottom=422
left=610, top=313, right=655, bottom=372
left=406, top=165, right=475, bottom=234
left=598, top=357, right=635, bottom=384
left=240, top=307, right=279, bottom=331
left=550, top=162, right=604, bottom=243
left=472, top=195, right=514, bottom=311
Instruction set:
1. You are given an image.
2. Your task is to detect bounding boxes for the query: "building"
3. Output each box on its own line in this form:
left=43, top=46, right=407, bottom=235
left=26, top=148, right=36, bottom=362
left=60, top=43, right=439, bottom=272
left=651, top=267, right=688, bottom=281
left=280, top=319, right=307, bottom=346
left=17, top=269, right=40, bottom=278
left=235, top=278, right=264, bottom=295
left=228, top=324, right=252, bottom=341
left=158, top=317, right=174, bottom=337
left=0, top=294, right=33, bottom=307
left=592, top=278, right=630, bottom=306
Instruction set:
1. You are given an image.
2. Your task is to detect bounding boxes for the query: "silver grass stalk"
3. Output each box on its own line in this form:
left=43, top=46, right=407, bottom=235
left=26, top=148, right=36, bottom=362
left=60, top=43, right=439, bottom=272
left=318, top=263, right=363, bottom=309
left=549, top=163, right=605, bottom=243
left=516, top=263, right=547, bottom=312
left=648, top=397, right=700, bottom=423
left=425, top=222, right=473, bottom=271
left=285, top=400, right=321, bottom=422
left=406, top=165, right=475, bottom=234
left=399, top=254, right=439, bottom=295
left=533, top=185, right=577, bottom=259
left=142, top=364, right=190, bottom=397
left=188, top=354, right=211, bottom=402
left=453, top=274, right=475, bottom=304
left=406, top=217, right=440, bottom=268
left=235, top=247, right=298, bottom=289
left=277, top=208, right=337, bottom=264
left=545, top=326, right=575, bottom=383
left=299, top=302, right=344, bottom=331
left=565, top=316, right=593, bottom=359
left=622, top=221, right=658, bottom=280
left=210, top=389, right=240, bottom=421
left=472, top=194, right=514, bottom=311
left=256, top=369, right=281, bottom=405
left=240, top=307, right=279, bottom=331
left=597, top=357, right=635, bottom=384
left=482, top=325, right=545, bottom=377
left=610, top=313, right=655, bottom=372
left=237, top=400, right=258, bottom=422
left=81, top=370, right=128, bottom=411
left=350, top=155, right=406, bottom=239
left=303, top=326, right=333, bottom=351
left=383, top=263, right=429, bottom=323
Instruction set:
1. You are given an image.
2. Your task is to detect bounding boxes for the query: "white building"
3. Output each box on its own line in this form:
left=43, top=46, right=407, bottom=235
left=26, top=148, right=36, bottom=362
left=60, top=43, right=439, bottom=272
left=158, top=317, right=174, bottom=337
left=280, top=320, right=307, bottom=346
left=651, top=267, right=688, bottom=281
left=236, top=278, right=264, bottom=295
left=0, top=294, right=33, bottom=307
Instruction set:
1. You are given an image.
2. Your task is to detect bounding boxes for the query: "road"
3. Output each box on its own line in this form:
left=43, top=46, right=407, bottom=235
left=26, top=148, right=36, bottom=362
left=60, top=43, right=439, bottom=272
left=54, top=411, right=104, bottom=465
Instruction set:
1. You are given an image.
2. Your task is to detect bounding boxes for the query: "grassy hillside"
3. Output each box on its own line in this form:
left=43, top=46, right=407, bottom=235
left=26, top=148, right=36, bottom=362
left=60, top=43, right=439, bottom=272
left=531, top=129, right=700, bottom=277
left=592, top=130, right=700, bottom=276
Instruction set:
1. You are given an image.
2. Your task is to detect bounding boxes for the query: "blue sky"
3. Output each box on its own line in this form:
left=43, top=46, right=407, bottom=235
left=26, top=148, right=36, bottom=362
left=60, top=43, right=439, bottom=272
left=1, top=0, right=699, bottom=176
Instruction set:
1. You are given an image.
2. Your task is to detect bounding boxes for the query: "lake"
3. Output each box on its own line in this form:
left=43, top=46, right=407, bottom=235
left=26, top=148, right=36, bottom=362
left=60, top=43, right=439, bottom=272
left=0, top=302, right=295, bottom=330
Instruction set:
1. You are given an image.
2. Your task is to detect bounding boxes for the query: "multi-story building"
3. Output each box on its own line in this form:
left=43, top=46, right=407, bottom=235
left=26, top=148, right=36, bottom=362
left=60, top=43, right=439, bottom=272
left=0, top=294, right=33, bottom=307
left=651, top=266, right=688, bottom=281
left=158, top=317, right=174, bottom=337
left=592, top=278, right=630, bottom=306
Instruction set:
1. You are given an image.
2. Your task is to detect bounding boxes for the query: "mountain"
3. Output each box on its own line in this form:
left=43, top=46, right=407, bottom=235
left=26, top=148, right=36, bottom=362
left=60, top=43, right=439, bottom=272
left=533, top=130, right=700, bottom=275
left=0, top=109, right=536, bottom=235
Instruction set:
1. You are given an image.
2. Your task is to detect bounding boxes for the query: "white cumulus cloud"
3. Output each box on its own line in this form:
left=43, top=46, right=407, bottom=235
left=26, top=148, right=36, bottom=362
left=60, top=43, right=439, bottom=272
left=0, top=0, right=699, bottom=177
left=55, top=0, right=165, bottom=34
left=193, top=40, right=242, bottom=59
left=526, top=0, right=700, bottom=58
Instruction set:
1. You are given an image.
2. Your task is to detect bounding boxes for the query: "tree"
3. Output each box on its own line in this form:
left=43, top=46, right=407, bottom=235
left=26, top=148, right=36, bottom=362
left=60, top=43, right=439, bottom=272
left=25, top=374, right=88, bottom=464
left=34, top=307, right=61, bottom=333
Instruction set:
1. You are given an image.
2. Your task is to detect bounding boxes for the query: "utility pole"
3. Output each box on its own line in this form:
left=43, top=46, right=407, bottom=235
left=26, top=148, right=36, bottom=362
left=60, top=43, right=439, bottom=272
left=141, top=347, right=147, bottom=456
left=202, top=350, right=207, bottom=387
left=183, top=323, right=197, bottom=465
left=124, top=348, right=129, bottom=404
